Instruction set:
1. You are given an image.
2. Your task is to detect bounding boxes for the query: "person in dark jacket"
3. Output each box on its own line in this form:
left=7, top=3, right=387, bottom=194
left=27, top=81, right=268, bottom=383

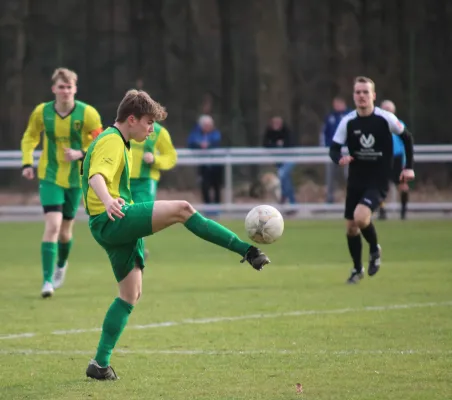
left=263, top=116, right=296, bottom=205
left=188, top=115, right=222, bottom=204
left=321, top=97, right=351, bottom=203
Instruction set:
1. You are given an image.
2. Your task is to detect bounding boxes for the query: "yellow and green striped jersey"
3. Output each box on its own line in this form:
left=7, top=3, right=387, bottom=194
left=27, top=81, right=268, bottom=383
left=82, top=127, right=133, bottom=216
left=21, top=100, right=103, bottom=188
left=130, top=122, right=177, bottom=182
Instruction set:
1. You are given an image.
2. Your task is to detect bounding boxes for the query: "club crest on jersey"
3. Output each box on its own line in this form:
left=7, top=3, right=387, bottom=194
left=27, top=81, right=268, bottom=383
left=359, top=133, right=375, bottom=148
left=73, top=120, right=82, bottom=131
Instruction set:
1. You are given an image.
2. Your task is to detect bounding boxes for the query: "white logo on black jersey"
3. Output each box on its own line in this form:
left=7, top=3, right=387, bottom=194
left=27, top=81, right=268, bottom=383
left=354, top=130, right=361, bottom=134
left=359, top=134, right=375, bottom=148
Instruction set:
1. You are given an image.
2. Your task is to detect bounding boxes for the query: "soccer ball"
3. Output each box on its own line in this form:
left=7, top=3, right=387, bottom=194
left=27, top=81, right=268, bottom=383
left=244, top=205, right=284, bottom=244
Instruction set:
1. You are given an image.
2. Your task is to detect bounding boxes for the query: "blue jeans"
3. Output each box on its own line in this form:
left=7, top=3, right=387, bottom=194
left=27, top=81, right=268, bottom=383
left=278, top=163, right=296, bottom=204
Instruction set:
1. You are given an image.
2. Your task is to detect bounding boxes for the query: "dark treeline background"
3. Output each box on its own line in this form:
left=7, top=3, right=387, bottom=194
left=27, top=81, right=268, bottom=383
left=0, top=0, right=451, bottom=189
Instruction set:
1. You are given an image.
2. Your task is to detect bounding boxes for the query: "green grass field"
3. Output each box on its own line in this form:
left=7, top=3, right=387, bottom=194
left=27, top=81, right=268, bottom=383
left=0, top=219, right=451, bottom=399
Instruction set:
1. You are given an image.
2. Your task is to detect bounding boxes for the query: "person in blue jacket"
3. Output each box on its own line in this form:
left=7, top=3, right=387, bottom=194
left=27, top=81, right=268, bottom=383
left=188, top=115, right=223, bottom=204
left=378, top=100, right=410, bottom=220
left=321, top=96, right=352, bottom=203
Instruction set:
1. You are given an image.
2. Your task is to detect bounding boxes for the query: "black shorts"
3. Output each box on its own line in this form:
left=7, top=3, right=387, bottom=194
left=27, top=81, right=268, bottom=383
left=344, top=186, right=388, bottom=220
left=391, top=155, right=404, bottom=185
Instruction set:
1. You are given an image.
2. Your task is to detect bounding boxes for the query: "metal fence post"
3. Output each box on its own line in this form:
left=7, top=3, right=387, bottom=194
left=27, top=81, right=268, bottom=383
left=224, top=152, right=233, bottom=211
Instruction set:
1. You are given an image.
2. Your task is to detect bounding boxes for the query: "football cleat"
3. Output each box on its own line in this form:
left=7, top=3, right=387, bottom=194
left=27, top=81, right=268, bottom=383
left=346, top=267, right=365, bottom=284
left=240, top=246, right=270, bottom=271
left=41, top=281, right=54, bottom=298
left=53, top=262, right=68, bottom=289
left=368, top=245, right=382, bottom=276
left=86, top=359, right=119, bottom=380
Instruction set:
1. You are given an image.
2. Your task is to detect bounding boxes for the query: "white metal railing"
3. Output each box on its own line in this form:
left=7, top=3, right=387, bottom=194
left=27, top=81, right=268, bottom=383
left=1, top=145, right=452, bottom=214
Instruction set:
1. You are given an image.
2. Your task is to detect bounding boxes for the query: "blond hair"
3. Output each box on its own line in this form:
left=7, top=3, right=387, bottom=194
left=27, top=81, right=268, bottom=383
left=116, top=89, right=168, bottom=123
left=51, top=68, right=78, bottom=84
left=354, top=76, right=375, bottom=91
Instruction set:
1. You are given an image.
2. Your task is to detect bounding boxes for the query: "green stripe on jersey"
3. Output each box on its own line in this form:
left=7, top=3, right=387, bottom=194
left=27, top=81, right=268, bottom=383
left=69, top=101, right=87, bottom=187
left=43, top=102, right=57, bottom=182
left=119, top=146, right=132, bottom=204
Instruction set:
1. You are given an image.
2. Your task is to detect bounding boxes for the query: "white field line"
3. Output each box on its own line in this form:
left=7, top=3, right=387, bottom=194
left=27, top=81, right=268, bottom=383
left=1, top=300, right=451, bottom=341
left=0, top=348, right=451, bottom=356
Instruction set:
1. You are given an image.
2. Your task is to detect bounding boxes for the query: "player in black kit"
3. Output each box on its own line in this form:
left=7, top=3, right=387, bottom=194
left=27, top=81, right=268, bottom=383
left=329, top=76, right=415, bottom=283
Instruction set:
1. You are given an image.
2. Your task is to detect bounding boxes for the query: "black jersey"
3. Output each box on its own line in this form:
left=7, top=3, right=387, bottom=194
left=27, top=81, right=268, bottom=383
left=332, top=107, right=405, bottom=190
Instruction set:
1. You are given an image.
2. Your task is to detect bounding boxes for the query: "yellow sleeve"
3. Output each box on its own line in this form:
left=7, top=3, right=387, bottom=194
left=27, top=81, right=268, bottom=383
left=21, top=103, right=45, bottom=166
left=89, top=135, right=124, bottom=184
left=83, top=105, right=103, bottom=150
left=153, top=127, right=178, bottom=170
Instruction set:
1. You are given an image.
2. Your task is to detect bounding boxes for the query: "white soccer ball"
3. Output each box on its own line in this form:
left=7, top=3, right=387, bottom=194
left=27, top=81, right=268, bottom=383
left=244, top=205, right=284, bottom=244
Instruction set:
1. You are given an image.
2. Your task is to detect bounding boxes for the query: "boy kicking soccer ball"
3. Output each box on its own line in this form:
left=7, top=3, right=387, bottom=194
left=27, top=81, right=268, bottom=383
left=82, top=89, right=270, bottom=380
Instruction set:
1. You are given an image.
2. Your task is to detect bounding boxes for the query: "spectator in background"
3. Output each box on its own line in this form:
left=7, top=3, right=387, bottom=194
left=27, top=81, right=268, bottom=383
left=188, top=115, right=223, bottom=204
left=378, top=99, right=410, bottom=220
left=263, top=116, right=297, bottom=206
left=321, top=96, right=351, bottom=203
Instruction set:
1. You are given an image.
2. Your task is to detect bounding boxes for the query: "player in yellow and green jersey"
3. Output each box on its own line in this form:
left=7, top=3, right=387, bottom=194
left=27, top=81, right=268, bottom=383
left=21, top=68, right=103, bottom=298
left=93, top=122, right=177, bottom=258
left=82, top=89, right=270, bottom=380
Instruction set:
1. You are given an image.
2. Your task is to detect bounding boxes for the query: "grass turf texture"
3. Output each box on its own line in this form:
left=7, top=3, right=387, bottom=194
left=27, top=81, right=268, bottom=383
left=0, top=219, right=451, bottom=399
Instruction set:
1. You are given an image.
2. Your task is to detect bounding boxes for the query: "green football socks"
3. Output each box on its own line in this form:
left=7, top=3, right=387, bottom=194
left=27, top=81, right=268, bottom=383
left=95, top=297, right=134, bottom=367
left=57, top=239, right=73, bottom=268
left=184, top=212, right=251, bottom=257
left=41, top=242, right=57, bottom=284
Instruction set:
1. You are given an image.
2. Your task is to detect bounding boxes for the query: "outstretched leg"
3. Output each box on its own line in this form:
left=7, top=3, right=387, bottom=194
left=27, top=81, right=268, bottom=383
left=151, top=200, right=270, bottom=270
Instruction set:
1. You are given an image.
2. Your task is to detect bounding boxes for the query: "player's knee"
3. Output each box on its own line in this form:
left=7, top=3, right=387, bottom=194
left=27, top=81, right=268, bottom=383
left=120, top=288, right=141, bottom=305
left=58, top=230, right=72, bottom=243
left=176, top=200, right=196, bottom=222
left=353, top=206, right=371, bottom=228
left=44, top=221, right=61, bottom=238
left=346, top=221, right=360, bottom=236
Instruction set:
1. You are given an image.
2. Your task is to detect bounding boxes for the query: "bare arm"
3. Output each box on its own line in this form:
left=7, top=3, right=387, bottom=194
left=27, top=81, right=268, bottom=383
left=89, top=174, right=113, bottom=204
left=89, top=174, right=125, bottom=220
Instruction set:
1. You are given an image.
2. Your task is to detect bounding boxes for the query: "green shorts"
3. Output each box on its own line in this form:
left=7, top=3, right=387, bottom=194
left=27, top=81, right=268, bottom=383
left=39, top=180, right=82, bottom=219
left=131, top=178, right=158, bottom=203
left=89, top=201, right=155, bottom=282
